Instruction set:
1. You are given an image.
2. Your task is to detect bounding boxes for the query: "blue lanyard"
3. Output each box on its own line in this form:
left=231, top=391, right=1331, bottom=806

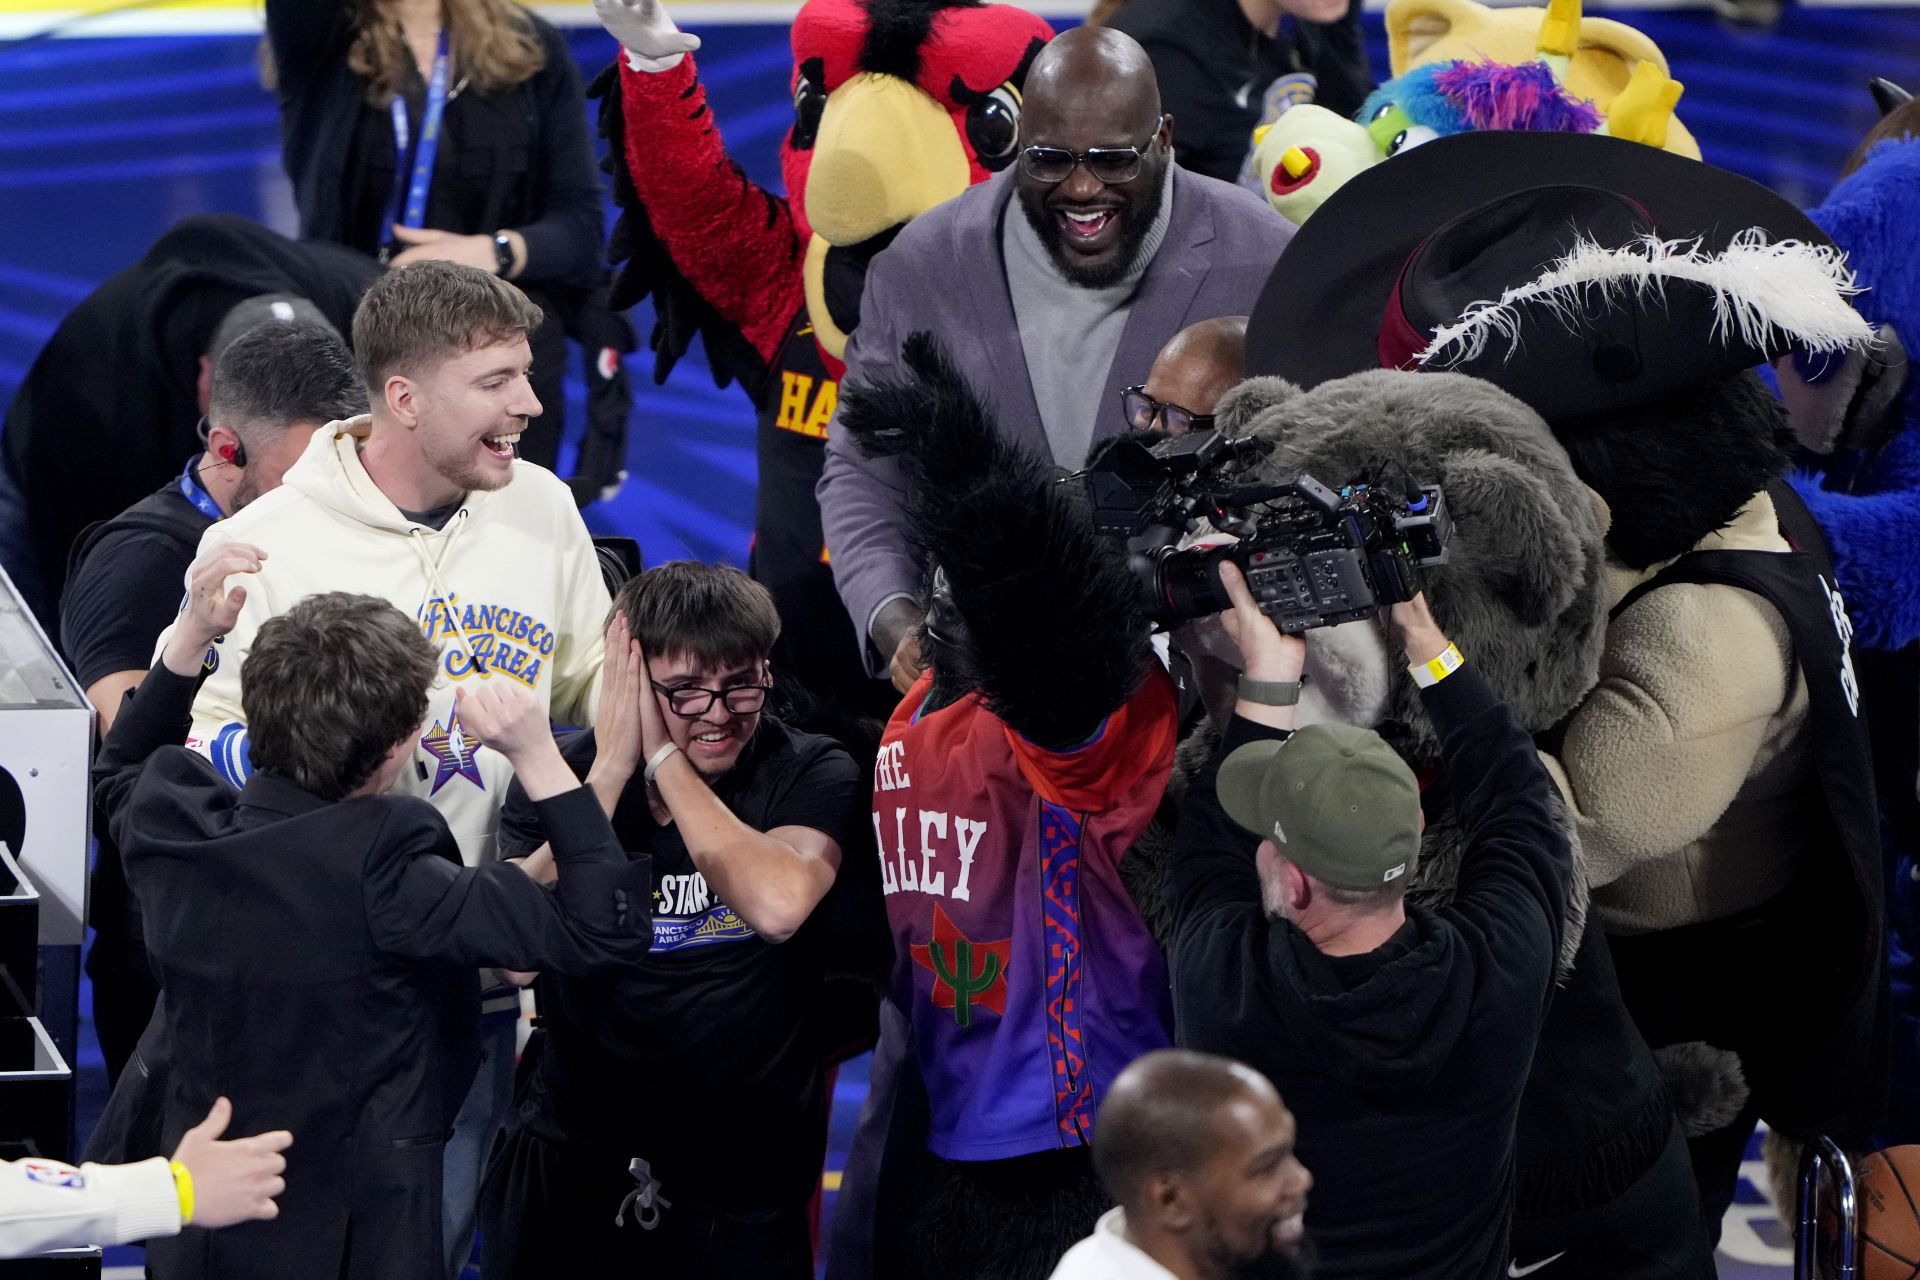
left=380, top=27, right=451, bottom=254
left=178, top=454, right=223, bottom=522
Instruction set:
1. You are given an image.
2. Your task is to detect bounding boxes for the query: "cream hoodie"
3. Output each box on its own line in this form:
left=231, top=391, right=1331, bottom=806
left=158, top=416, right=609, bottom=868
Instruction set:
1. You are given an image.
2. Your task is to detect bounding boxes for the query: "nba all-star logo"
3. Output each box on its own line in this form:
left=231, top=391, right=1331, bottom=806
left=420, top=706, right=484, bottom=794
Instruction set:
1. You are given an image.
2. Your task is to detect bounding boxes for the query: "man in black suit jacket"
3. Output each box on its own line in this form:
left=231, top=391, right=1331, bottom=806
left=93, top=543, right=652, bottom=1280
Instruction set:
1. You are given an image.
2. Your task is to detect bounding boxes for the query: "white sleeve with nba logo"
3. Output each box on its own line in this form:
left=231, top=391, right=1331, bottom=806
left=0, top=1156, right=180, bottom=1257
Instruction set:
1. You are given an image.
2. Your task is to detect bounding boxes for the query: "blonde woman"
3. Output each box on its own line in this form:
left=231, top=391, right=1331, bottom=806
left=265, top=0, right=608, bottom=470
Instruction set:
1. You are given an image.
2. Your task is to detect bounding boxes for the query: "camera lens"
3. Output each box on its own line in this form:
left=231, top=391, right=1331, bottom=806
left=1153, top=544, right=1236, bottom=626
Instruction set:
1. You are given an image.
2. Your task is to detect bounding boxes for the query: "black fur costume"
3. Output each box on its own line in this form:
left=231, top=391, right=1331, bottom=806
left=834, top=334, right=1167, bottom=1280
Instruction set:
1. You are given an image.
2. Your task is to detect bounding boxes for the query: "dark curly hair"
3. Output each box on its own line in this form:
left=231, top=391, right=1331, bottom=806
left=242, top=593, right=439, bottom=801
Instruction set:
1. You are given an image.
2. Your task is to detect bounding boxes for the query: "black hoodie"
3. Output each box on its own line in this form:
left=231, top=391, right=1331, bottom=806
left=1166, top=664, right=1571, bottom=1280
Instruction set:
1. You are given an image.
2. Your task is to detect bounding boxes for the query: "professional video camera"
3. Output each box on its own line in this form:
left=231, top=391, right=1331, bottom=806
left=1077, top=430, right=1451, bottom=632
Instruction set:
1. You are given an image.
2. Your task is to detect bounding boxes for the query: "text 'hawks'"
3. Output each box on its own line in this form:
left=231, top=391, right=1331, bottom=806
left=873, top=738, right=987, bottom=900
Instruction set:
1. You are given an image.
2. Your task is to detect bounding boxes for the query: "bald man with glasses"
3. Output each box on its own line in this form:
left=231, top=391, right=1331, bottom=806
left=818, top=25, right=1292, bottom=695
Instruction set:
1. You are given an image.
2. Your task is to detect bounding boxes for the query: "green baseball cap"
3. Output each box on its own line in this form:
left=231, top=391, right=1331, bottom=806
left=1217, top=723, right=1422, bottom=891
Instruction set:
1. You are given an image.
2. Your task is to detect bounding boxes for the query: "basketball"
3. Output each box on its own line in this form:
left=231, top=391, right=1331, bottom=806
left=1861, top=1145, right=1920, bottom=1280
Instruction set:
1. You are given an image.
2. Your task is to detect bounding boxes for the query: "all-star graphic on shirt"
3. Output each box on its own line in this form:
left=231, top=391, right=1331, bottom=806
left=910, top=903, right=1011, bottom=1029
left=649, top=871, right=757, bottom=952
left=420, top=707, right=484, bottom=794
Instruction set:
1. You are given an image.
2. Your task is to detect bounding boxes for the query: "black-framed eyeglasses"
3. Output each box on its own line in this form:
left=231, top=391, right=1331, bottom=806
left=651, top=681, right=772, bottom=719
left=1019, top=115, right=1167, bottom=185
left=1122, top=385, right=1214, bottom=436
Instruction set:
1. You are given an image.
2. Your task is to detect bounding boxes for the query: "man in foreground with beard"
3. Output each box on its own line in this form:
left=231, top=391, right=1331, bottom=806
left=817, top=23, right=1290, bottom=694
left=1051, top=1049, right=1314, bottom=1280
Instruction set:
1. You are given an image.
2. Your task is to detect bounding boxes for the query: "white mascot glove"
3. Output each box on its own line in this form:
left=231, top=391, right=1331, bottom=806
left=595, top=0, right=702, bottom=73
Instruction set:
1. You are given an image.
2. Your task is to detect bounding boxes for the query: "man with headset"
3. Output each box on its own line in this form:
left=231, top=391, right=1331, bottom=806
left=60, top=310, right=365, bottom=1088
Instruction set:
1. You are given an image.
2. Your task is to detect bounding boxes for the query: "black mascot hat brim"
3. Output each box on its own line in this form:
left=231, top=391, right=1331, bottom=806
left=1248, top=131, right=1871, bottom=422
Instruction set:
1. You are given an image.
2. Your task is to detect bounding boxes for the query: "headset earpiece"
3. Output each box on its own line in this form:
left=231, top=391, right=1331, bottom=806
left=219, top=440, right=248, bottom=467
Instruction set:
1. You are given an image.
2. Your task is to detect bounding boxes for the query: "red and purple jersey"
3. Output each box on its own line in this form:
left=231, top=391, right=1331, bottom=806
left=877, top=667, right=1179, bottom=1161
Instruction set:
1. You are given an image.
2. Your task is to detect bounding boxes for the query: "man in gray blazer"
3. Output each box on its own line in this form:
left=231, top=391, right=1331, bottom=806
left=817, top=26, right=1294, bottom=693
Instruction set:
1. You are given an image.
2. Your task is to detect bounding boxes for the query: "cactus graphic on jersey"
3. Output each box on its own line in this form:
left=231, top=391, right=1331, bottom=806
left=910, top=903, right=1011, bottom=1028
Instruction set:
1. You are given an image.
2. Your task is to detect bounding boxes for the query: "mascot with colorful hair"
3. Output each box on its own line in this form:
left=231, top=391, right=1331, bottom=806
left=1249, top=0, right=1687, bottom=223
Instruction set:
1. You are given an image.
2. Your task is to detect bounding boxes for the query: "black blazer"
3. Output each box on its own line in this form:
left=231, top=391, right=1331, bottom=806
left=93, top=668, right=651, bottom=1280
left=264, top=0, right=605, bottom=289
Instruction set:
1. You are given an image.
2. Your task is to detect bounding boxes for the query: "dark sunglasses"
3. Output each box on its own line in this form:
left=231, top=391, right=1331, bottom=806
left=651, top=679, right=772, bottom=719
left=1019, top=115, right=1166, bottom=185
left=1122, top=385, right=1215, bottom=436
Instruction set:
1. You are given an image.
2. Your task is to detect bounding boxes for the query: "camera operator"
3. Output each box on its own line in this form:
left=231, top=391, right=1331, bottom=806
left=1165, top=565, right=1573, bottom=1280
left=1123, top=316, right=1246, bottom=439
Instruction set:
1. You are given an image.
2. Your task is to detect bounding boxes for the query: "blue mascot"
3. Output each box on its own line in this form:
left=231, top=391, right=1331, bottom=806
left=1784, top=80, right=1920, bottom=1147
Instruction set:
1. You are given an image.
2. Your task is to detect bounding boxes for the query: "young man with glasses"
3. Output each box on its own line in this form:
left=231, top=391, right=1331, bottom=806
left=477, top=561, right=868, bottom=1279
left=820, top=25, right=1291, bottom=696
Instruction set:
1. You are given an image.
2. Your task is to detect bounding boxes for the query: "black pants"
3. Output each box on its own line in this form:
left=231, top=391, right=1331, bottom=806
left=1609, top=897, right=1851, bottom=1248
left=517, top=285, right=636, bottom=491
left=904, top=1147, right=1108, bottom=1280
left=1511, top=1119, right=1716, bottom=1280
left=87, top=943, right=158, bottom=1090
left=85, top=858, right=159, bottom=1090
left=477, top=1123, right=812, bottom=1280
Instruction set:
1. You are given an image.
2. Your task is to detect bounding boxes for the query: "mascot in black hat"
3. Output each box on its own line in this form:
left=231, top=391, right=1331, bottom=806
left=1248, top=129, right=1889, bottom=1243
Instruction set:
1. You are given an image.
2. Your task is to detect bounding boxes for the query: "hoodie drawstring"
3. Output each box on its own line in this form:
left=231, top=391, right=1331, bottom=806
left=614, top=1158, right=669, bottom=1230
left=408, top=510, right=485, bottom=670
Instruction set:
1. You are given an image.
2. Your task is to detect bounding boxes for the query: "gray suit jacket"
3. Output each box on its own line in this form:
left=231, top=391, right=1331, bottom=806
left=817, top=166, right=1294, bottom=675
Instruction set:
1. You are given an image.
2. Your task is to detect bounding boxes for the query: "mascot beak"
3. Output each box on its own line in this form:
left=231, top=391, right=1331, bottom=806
left=803, top=71, right=972, bottom=359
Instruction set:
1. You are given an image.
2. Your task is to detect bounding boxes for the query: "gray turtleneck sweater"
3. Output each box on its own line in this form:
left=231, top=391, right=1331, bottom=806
left=1001, top=175, right=1174, bottom=470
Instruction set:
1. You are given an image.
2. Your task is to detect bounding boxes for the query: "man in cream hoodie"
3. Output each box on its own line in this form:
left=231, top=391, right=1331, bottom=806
left=155, top=260, right=610, bottom=1275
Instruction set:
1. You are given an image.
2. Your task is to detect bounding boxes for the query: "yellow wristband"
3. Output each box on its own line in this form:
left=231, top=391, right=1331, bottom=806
left=170, top=1160, right=195, bottom=1225
left=1410, top=642, right=1465, bottom=688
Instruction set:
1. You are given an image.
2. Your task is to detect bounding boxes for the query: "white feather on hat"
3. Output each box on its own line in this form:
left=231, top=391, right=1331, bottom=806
left=1418, top=231, right=1874, bottom=369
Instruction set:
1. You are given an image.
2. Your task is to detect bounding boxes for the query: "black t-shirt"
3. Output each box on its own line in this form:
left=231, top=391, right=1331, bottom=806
left=1107, top=0, right=1374, bottom=183
left=499, top=717, right=867, bottom=1210
left=60, top=478, right=210, bottom=690
left=396, top=498, right=463, bottom=531
left=61, top=475, right=212, bottom=958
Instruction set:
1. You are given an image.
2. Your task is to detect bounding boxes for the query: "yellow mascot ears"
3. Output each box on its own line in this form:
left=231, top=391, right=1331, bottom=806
left=1385, top=0, right=1701, bottom=159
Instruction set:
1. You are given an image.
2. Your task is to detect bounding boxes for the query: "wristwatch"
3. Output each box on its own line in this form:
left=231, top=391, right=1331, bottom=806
left=1237, top=676, right=1301, bottom=706
left=492, top=231, right=515, bottom=277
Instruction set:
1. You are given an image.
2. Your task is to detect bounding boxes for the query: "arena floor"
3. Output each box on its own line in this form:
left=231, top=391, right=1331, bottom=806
left=7, top=1, right=1915, bottom=1274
